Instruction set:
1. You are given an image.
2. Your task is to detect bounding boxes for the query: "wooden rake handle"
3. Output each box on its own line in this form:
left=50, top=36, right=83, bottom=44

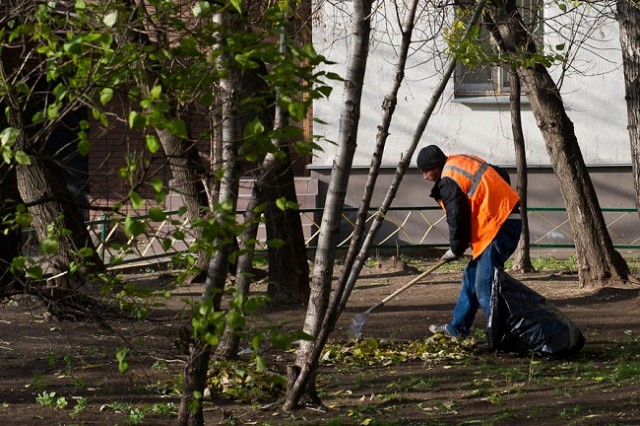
left=364, top=258, right=449, bottom=315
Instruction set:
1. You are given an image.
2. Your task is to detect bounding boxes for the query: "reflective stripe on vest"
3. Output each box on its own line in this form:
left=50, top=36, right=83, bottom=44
left=441, top=154, right=520, bottom=259
left=442, top=155, right=489, bottom=198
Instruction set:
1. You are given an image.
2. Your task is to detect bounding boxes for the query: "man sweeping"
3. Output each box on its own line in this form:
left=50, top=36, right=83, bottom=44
left=417, top=145, right=522, bottom=338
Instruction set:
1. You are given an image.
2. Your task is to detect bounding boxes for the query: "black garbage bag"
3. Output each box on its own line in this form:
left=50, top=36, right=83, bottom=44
left=486, top=269, right=585, bottom=359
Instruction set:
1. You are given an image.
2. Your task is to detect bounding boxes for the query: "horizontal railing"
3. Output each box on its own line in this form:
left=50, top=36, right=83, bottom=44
left=74, top=206, right=640, bottom=268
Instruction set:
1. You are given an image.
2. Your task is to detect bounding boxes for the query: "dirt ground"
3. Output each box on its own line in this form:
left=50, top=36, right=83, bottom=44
left=2, top=258, right=640, bottom=425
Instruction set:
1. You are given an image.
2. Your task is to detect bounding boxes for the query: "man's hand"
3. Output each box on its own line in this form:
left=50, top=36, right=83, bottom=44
left=440, top=248, right=458, bottom=261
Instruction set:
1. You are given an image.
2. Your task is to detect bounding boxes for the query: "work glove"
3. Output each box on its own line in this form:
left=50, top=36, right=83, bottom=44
left=440, top=248, right=458, bottom=261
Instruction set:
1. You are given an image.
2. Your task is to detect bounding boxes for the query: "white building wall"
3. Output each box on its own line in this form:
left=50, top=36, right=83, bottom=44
left=311, top=1, right=628, bottom=169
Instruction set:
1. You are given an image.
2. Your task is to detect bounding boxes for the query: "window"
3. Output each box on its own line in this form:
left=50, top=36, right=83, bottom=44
left=454, top=0, right=543, bottom=97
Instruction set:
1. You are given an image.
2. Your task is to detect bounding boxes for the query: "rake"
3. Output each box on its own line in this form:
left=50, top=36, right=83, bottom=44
left=349, top=259, right=449, bottom=337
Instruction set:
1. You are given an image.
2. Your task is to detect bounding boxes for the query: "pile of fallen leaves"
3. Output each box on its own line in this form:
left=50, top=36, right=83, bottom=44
left=321, top=335, right=479, bottom=367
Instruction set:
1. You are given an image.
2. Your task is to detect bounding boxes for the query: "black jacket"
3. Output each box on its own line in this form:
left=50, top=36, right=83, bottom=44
left=430, top=176, right=471, bottom=256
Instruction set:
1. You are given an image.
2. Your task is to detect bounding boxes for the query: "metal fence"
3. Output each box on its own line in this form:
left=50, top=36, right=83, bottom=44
left=81, top=206, right=639, bottom=269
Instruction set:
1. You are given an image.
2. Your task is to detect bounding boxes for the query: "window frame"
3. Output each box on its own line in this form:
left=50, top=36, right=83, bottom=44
left=453, top=0, right=543, bottom=98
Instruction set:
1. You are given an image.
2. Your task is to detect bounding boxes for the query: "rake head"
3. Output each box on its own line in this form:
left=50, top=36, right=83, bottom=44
left=349, top=312, right=368, bottom=338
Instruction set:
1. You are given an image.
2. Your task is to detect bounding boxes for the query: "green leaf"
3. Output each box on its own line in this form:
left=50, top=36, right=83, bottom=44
left=150, top=85, right=162, bottom=99
left=52, top=83, right=67, bottom=102
left=40, top=238, right=60, bottom=255
left=124, top=216, right=145, bottom=237
left=129, top=191, right=144, bottom=209
left=150, top=177, right=163, bottom=193
left=31, top=111, right=44, bottom=124
left=15, top=210, right=33, bottom=227
left=162, top=238, right=173, bottom=251
left=287, top=101, right=306, bottom=121
left=103, top=10, right=118, bottom=27
left=116, top=348, right=129, bottom=374
left=243, top=118, right=264, bottom=138
left=47, top=104, right=59, bottom=120
left=192, top=1, right=210, bottom=17
left=266, top=238, right=284, bottom=249
left=10, top=256, right=26, bottom=273
left=145, top=134, right=160, bottom=153
left=147, top=208, right=166, bottom=222
left=226, top=310, right=244, bottom=329
left=271, top=333, right=292, bottom=350
left=100, top=87, right=114, bottom=105
left=0, top=127, right=19, bottom=148
left=176, top=36, right=199, bottom=56
left=128, top=110, right=145, bottom=129
left=14, top=150, right=31, bottom=165
left=275, top=196, right=299, bottom=211
left=77, top=247, right=94, bottom=258
left=26, top=265, right=43, bottom=280
left=229, top=0, right=242, bottom=13
left=63, top=38, right=83, bottom=55
left=166, top=119, right=187, bottom=138
left=255, top=355, right=266, bottom=373
left=77, top=138, right=90, bottom=156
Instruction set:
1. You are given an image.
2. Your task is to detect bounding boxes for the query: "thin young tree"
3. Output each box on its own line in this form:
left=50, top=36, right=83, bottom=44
left=285, top=0, right=375, bottom=409
left=283, top=0, right=489, bottom=410
left=507, top=69, right=534, bottom=272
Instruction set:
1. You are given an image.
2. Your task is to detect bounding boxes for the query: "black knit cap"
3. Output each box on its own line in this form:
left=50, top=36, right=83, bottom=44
left=416, top=145, right=447, bottom=172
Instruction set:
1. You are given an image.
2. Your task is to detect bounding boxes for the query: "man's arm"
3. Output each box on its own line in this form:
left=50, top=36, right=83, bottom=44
left=439, top=177, right=471, bottom=256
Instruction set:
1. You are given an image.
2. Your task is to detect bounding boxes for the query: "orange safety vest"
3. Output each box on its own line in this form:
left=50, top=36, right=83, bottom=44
left=440, top=154, right=520, bottom=259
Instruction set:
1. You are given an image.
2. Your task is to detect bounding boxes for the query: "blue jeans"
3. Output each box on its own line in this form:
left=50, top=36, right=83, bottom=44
left=446, top=218, right=522, bottom=337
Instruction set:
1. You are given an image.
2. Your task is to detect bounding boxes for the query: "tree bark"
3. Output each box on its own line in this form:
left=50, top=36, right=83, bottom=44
left=155, top=128, right=211, bottom=283
left=284, top=0, right=374, bottom=410
left=1, top=22, right=103, bottom=286
left=264, top=60, right=310, bottom=305
left=508, top=69, right=534, bottom=273
left=183, top=10, right=244, bottom=425
left=485, top=0, right=629, bottom=286
left=177, top=343, right=211, bottom=426
left=214, top=183, right=264, bottom=359
left=264, top=156, right=310, bottom=305
left=16, top=152, right=104, bottom=286
left=617, top=0, right=640, bottom=219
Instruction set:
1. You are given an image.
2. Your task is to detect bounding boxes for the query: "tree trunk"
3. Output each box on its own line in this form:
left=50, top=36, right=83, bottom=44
left=508, top=69, right=534, bottom=273
left=177, top=343, right=211, bottom=426
left=264, top=54, right=310, bottom=304
left=3, top=86, right=103, bottom=285
left=1, top=43, right=103, bottom=286
left=183, top=11, right=244, bottom=425
left=284, top=0, right=374, bottom=410
left=155, top=128, right=211, bottom=284
left=617, top=0, right=640, bottom=219
left=214, top=184, right=264, bottom=359
left=485, top=0, right=629, bottom=286
left=263, top=158, right=310, bottom=305
left=203, top=10, right=242, bottom=307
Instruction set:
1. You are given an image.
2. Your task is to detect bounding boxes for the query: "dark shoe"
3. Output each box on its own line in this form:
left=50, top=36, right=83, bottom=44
left=429, top=324, right=451, bottom=335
